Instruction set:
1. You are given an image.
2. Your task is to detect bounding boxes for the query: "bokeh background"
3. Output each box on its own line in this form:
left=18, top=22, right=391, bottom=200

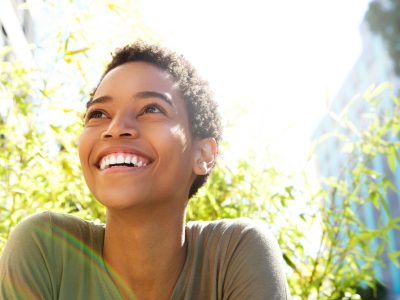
left=1, top=0, right=400, bottom=299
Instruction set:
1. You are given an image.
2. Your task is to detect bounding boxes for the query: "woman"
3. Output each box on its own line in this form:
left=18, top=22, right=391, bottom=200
left=0, top=42, right=290, bottom=299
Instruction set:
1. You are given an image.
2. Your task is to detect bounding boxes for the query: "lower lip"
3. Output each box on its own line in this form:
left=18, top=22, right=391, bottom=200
left=99, top=165, right=150, bottom=174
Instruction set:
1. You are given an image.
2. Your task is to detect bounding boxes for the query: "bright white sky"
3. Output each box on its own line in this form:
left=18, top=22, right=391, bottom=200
left=139, top=0, right=371, bottom=170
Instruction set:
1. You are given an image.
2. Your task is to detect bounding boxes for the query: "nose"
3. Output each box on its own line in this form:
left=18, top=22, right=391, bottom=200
left=101, top=114, right=139, bottom=139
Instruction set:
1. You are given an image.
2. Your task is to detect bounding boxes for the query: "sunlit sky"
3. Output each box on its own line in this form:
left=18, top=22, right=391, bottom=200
left=26, top=0, right=372, bottom=171
left=140, top=0, right=371, bottom=169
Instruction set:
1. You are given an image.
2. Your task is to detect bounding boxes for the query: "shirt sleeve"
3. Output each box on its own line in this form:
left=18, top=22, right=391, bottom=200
left=0, top=212, right=56, bottom=300
left=223, top=219, right=291, bottom=300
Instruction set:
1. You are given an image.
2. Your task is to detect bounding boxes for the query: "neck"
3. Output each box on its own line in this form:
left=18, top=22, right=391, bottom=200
left=103, top=204, right=187, bottom=300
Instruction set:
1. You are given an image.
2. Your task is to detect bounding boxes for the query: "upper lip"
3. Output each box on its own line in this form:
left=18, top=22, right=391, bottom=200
left=94, top=145, right=154, bottom=168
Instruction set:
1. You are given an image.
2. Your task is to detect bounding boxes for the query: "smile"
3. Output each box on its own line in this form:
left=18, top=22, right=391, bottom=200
left=99, top=152, right=150, bottom=170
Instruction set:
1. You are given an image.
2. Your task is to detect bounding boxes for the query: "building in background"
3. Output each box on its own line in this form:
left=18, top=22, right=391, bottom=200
left=0, top=0, right=33, bottom=63
left=314, top=13, right=400, bottom=300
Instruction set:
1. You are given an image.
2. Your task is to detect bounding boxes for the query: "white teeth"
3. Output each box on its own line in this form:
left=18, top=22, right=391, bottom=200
left=117, top=155, right=124, bottom=164
left=99, top=153, right=149, bottom=170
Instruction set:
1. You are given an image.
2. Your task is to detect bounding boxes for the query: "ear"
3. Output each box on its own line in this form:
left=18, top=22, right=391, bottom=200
left=193, top=138, right=217, bottom=176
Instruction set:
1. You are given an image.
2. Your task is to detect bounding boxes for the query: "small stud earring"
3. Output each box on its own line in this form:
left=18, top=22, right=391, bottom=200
left=199, top=161, right=208, bottom=175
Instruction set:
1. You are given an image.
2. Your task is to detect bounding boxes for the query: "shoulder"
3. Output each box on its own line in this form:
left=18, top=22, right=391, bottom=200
left=5, top=212, right=53, bottom=246
left=187, top=217, right=270, bottom=231
left=187, top=218, right=276, bottom=246
left=186, top=217, right=284, bottom=267
left=186, top=218, right=290, bottom=299
left=1, top=212, right=105, bottom=299
left=6, top=211, right=104, bottom=251
left=10, top=211, right=102, bottom=233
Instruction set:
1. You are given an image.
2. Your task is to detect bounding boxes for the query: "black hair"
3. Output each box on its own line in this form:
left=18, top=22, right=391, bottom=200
left=88, top=41, right=222, bottom=198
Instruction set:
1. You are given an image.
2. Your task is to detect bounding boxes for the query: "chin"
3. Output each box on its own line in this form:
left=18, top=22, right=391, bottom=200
left=99, top=191, right=173, bottom=213
left=95, top=191, right=143, bottom=210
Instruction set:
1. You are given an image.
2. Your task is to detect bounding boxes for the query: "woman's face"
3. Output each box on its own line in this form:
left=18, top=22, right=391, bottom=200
left=78, top=61, right=199, bottom=211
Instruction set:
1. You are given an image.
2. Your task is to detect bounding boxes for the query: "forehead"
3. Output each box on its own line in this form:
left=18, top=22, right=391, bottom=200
left=95, top=61, right=181, bottom=100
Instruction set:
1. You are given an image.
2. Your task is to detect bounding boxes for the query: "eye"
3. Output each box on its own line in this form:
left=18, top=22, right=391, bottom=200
left=85, top=109, right=108, bottom=123
left=140, top=104, right=165, bottom=115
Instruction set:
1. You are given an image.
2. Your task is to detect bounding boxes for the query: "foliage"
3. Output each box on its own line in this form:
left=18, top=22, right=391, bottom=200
left=0, top=0, right=158, bottom=246
left=189, top=83, right=400, bottom=299
left=0, top=53, right=102, bottom=249
left=1, top=1, right=400, bottom=299
left=366, top=0, right=400, bottom=75
left=295, top=83, right=400, bottom=299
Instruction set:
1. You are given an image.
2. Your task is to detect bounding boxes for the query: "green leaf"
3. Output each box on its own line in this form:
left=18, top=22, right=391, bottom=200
left=282, top=253, right=298, bottom=272
left=65, top=47, right=90, bottom=56
left=387, top=146, right=396, bottom=173
left=389, top=250, right=400, bottom=268
left=379, top=194, right=391, bottom=219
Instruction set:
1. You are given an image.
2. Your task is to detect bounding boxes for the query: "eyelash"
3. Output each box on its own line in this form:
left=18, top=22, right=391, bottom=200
left=140, top=103, right=166, bottom=115
left=86, top=109, right=107, bottom=121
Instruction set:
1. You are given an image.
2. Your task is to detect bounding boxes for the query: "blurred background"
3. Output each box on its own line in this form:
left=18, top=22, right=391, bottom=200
left=1, top=0, right=400, bottom=299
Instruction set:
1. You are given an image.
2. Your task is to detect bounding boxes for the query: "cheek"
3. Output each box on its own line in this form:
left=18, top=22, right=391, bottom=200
left=77, top=132, right=97, bottom=193
left=77, top=131, right=92, bottom=170
left=77, top=134, right=86, bottom=162
left=169, top=124, right=189, bottom=153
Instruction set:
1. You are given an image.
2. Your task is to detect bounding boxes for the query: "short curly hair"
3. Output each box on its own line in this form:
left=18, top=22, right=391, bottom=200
left=87, top=41, right=222, bottom=199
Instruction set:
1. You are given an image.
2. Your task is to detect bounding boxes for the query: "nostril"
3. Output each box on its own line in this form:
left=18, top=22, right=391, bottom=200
left=101, top=123, right=139, bottom=139
left=119, top=132, right=132, bottom=137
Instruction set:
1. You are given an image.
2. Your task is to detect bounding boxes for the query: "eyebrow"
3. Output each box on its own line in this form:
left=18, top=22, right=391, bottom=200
left=87, top=91, right=174, bottom=109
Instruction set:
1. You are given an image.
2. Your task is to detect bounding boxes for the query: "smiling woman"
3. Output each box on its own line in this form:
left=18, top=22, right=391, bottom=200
left=0, top=41, right=290, bottom=300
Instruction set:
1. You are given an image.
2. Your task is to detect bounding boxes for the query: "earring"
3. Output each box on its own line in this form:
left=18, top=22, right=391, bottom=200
left=199, top=161, right=208, bottom=175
